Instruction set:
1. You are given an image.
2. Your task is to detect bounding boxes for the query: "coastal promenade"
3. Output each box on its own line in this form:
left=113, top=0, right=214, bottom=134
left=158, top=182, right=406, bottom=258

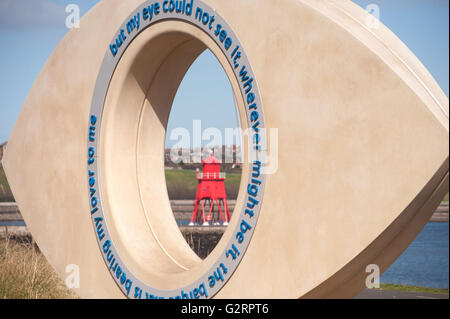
left=1, top=200, right=447, bottom=239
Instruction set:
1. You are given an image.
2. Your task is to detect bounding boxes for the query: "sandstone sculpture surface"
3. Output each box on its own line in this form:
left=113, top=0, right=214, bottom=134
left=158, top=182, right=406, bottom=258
left=3, top=0, right=448, bottom=298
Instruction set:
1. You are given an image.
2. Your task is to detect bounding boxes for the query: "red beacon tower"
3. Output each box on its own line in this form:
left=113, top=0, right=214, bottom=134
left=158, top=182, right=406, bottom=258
left=189, top=154, right=231, bottom=226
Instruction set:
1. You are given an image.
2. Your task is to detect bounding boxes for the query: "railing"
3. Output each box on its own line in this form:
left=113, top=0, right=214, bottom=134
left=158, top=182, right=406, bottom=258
left=196, top=172, right=226, bottom=180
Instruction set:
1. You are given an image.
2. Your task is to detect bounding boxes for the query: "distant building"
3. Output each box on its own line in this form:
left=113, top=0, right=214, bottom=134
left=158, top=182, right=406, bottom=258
left=164, top=144, right=242, bottom=169
left=0, top=142, right=7, bottom=162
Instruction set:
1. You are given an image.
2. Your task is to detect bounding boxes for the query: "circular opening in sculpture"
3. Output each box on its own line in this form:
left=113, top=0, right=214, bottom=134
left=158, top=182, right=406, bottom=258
left=98, top=21, right=249, bottom=290
left=164, top=49, right=243, bottom=259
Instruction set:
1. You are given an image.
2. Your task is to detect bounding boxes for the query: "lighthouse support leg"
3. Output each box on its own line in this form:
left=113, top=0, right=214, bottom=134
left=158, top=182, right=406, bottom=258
left=201, top=199, right=208, bottom=226
left=216, top=199, right=226, bottom=224
left=206, top=199, right=215, bottom=226
left=189, top=200, right=200, bottom=226
left=224, top=199, right=231, bottom=224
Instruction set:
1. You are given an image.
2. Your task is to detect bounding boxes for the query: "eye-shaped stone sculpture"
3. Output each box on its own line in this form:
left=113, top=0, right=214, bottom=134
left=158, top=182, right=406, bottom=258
left=3, top=0, right=448, bottom=298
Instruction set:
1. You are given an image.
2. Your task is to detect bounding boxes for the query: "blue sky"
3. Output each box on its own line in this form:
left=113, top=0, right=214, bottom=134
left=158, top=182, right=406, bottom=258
left=0, top=0, right=448, bottom=145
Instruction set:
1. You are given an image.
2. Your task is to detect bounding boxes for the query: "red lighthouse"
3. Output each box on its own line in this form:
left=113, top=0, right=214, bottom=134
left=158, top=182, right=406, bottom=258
left=189, top=154, right=231, bottom=226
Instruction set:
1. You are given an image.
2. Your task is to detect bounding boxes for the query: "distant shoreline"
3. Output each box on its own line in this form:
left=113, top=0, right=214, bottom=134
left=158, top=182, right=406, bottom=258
left=430, top=201, right=449, bottom=222
left=356, top=284, right=449, bottom=299
left=1, top=201, right=448, bottom=227
left=376, top=283, right=449, bottom=294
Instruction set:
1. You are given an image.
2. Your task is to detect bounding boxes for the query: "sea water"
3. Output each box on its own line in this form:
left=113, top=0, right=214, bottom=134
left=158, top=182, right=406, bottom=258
left=381, top=222, right=449, bottom=289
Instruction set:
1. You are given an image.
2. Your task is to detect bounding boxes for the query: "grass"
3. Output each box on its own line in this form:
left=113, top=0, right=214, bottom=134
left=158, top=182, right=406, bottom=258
left=0, top=163, right=14, bottom=202
left=0, top=235, right=448, bottom=298
left=165, top=169, right=241, bottom=200
left=0, top=236, right=76, bottom=299
left=1, top=163, right=446, bottom=203
left=377, top=283, right=449, bottom=295
left=1, top=166, right=242, bottom=202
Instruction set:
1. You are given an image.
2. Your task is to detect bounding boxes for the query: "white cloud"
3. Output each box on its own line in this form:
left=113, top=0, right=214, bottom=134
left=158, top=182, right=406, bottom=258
left=0, top=0, right=67, bottom=30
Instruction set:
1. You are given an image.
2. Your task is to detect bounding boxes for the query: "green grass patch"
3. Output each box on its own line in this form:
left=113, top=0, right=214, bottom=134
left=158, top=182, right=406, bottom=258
left=0, top=163, right=10, bottom=191
left=165, top=169, right=241, bottom=200
left=0, top=163, right=14, bottom=202
left=377, top=283, right=449, bottom=295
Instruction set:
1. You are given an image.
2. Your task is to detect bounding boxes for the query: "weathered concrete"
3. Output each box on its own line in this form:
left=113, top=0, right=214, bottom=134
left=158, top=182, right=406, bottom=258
left=171, top=200, right=236, bottom=220
left=181, top=226, right=226, bottom=260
